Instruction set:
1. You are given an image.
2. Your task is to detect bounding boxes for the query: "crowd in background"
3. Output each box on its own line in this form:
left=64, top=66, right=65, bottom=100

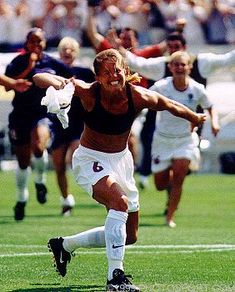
left=0, top=0, right=235, bottom=53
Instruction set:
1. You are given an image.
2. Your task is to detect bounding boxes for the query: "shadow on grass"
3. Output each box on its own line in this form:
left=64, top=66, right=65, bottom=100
left=139, top=222, right=166, bottom=227
left=0, top=214, right=63, bottom=224
left=75, top=204, right=101, bottom=210
left=141, top=212, right=165, bottom=218
left=139, top=212, right=167, bottom=227
left=10, top=283, right=105, bottom=292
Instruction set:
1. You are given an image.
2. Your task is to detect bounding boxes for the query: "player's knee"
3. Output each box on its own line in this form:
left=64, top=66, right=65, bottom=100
left=115, top=195, right=128, bottom=212
left=110, top=195, right=128, bottom=212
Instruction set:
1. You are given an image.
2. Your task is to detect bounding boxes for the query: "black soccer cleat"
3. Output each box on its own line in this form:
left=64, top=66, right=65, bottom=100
left=47, top=237, right=73, bottom=277
left=14, top=201, right=26, bottom=221
left=106, top=269, right=140, bottom=291
left=61, top=205, right=73, bottom=216
left=35, top=182, right=47, bottom=204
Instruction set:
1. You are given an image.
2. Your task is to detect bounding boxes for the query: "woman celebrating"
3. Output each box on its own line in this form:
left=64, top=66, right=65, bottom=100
left=150, top=51, right=220, bottom=228
left=33, top=49, right=206, bottom=291
left=5, top=27, right=71, bottom=221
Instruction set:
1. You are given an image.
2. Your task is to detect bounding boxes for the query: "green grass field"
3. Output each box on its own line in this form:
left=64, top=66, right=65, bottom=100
left=0, top=170, right=235, bottom=292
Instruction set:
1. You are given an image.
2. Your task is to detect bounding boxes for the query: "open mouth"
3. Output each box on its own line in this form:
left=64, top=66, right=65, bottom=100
left=110, top=81, right=119, bottom=85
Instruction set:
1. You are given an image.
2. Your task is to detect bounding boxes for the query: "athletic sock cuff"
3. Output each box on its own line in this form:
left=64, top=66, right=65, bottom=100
left=107, top=209, right=128, bottom=223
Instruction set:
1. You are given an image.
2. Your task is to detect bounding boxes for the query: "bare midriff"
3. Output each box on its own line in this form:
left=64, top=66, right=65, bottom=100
left=80, top=125, right=130, bottom=153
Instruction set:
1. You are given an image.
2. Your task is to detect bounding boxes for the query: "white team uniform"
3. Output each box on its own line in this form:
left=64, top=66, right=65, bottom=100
left=150, top=77, right=212, bottom=173
left=72, top=145, right=139, bottom=212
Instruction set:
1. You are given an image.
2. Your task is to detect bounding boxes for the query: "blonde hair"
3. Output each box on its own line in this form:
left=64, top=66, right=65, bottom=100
left=169, top=51, right=192, bottom=64
left=93, top=48, right=141, bottom=84
left=58, top=37, right=80, bottom=55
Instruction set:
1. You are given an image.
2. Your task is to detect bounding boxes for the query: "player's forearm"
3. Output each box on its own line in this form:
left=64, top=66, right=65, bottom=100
left=152, top=93, right=205, bottom=125
left=169, top=100, right=204, bottom=125
left=207, top=107, right=220, bottom=135
left=33, top=73, right=66, bottom=89
left=0, top=74, right=15, bottom=88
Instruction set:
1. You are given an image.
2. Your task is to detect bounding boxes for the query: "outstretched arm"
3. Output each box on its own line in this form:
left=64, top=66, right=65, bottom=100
left=156, top=94, right=206, bottom=127
left=136, top=85, right=206, bottom=127
left=33, top=73, right=68, bottom=89
left=0, top=74, right=32, bottom=92
left=33, top=73, right=89, bottom=96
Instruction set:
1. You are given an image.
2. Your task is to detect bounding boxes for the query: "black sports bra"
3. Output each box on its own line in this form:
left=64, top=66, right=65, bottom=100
left=83, top=83, right=136, bottom=135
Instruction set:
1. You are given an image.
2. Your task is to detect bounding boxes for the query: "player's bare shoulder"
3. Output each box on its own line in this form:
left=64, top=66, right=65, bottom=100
left=73, top=79, right=94, bottom=94
left=74, top=80, right=97, bottom=111
left=130, top=83, right=160, bottom=110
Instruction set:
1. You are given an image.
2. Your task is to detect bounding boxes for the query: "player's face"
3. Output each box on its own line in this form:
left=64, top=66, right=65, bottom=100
left=119, top=30, right=138, bottom=50
left=168, top=56, right=191, bottom=77
left=167, top=40, right=185, bottom=55
left=59, top=44, right=78, bottom=66
left=26, top=32, right=46, bottom=55
left=96, top=60, right=126, bottom=92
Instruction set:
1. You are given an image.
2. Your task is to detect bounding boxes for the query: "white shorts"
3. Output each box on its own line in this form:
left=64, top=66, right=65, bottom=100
left=151, top=133, right=200, bottom=173
left=72, top=145, right=139, bottom=212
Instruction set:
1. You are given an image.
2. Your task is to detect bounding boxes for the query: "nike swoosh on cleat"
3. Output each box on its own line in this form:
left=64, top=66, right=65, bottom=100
left=59, top=252, right=64, bottom=263
left=112, top=244, right=124, bottom=249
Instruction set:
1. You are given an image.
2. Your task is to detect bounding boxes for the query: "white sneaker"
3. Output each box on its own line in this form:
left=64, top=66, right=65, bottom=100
left=60, top=194, right=75, bottom=216
left=139, top=175, right=149, bottom=190
left=167, top=220, right=177, bottom=228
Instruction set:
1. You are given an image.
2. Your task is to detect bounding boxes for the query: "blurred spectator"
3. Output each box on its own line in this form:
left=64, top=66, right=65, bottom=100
left=36, top=0, right=64, bottom=48
left=92, top=0, right=121, bottom=36
left=1, top=0, right=235, bottom=51
left=156, top=0, right=181, bottom=34
left=60, top=0, right=88, bottom=45
left=177, top=0, right=208, bottom=49
left=206, top=0, right=235, bottom=44
left=225, top=9, right=235, bottom=44
left=27, top=0, right=45, bottom=25
left=150, top=0, right=207, bottom=48
left=118, top=0, right=151, bottom=46
left=0, top=0, right=14, bottom=51
left=147, top=0, right=166, bottom=43
left=8, top=0, right=31, bottom=51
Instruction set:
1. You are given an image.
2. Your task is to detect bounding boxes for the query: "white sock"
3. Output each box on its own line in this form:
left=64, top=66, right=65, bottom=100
left=16, top=167, right=30, bottom=202
left=33, top=150, right=48, bottom=184
left=60, top=194, right=75, bottom=207
left=105, top=209, right=128, bottom=280
left=63, top=226, right=105, bottom=251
